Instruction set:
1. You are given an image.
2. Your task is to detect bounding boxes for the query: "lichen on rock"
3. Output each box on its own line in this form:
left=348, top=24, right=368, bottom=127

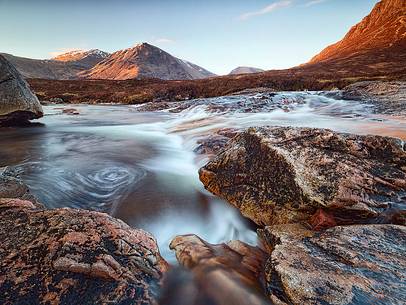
left=259, top=224, right=406, bottom=305
left=199, top=126, right=406, bottom=226
left=0, top=198, right=168, bottom=304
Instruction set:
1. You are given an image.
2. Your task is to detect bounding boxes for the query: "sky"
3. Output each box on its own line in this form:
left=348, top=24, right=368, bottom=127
left=0, top=0, right=379, bottom=75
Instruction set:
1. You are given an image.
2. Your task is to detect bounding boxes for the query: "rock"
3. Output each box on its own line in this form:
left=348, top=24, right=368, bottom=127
left=0, top=55, right=43, bottom=126
left=340, top=81, right=406, bottom=116
left=0, top=198, right=39, bottom=209
left=199, top=127, right=406, bottom=226
left=50, top=97, right=64, bottom=104
left=309, top=209, right=337, bottom=231
left=194, top=135, right=230, bottom=156
left=158, top=267, right=202, bottom=305
left=259, top=224, right=406, bottom=305
left=0, top=171, right=37, bottom=202
left=0, top=199, right=168, bottom=304
left=194, top=128, right=240, bottom=157
left=167, top=235, right=270, bottom=305
left=62, top=108, right=80, bottom=115
left=136, top=92, right=305, bottom=114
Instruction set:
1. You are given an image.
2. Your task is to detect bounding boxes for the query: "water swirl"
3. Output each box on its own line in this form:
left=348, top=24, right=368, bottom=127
left=15, top=162, right=146, bottom=213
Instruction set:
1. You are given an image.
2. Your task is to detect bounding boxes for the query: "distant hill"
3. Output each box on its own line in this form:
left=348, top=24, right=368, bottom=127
left=52, top=49, right=110, bottom=67
left=3, top=44, right=215, bottom=81
left=2, top=49, right=109, bottom=80
left=82, top=43, right=216, bottom=80
left=229, top=67, right=264, bottom=75
left=304, top=0, right=406, bottom=76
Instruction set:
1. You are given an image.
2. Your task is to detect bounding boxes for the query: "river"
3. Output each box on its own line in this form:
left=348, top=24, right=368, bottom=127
left=1, top=91, right=405, bottom=261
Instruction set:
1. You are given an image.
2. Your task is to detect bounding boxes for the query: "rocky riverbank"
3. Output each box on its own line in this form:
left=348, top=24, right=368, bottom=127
left=259, top=223, right=405, bottom=304
left=191, top=126, right=406, bottom=304
left=0, top=175, right=168, bottom=304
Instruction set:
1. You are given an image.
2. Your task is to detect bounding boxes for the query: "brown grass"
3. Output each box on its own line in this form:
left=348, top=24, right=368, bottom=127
left=28, top=53, right=406, bottom=105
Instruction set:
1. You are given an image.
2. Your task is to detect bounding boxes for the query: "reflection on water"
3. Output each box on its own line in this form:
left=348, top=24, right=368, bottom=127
left=0, top=92, right=405, bottom=261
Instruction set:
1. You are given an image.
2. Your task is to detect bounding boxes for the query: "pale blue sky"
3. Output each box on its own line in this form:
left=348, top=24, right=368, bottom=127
left=0, top=0, right=379, bottom=75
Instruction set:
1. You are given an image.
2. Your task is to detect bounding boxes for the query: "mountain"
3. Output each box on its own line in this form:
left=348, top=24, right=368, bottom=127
left=82, top=43, right=216, bottom=80
left=52, top=49, right=110, bottom=67
left=26, top=0, right=406, bottom=105
left=229, top=67, right=265, bottom=75
left=306, top=0, right=406, bottom=75
left=1, top=49, right=109, bottom=80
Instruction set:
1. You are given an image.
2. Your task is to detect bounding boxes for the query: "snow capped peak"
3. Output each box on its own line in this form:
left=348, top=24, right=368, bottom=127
left=59, top=49, right=85, bottom=56
left=86, top=49, right=110, bottom=58
left=52, top=49, right=110, bottom=61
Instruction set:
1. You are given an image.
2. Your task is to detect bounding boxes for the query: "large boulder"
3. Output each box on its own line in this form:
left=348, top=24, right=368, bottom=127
left=0, top=198, right=168, bottom=304
left=0, top=55, right=43, bottom=126
left=165, top=235, right=269, bottom=305
left=199, top=127, right=406, bottom=226
left=259, top=224, right=406, bottom=305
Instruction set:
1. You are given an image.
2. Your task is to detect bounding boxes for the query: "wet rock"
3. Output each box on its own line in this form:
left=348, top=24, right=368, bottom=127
left=194, top=128, right=240, bottom=156
left=309, top=209, right=337, bottom=231
left=136, top=92, right=306, bottom=114
left=50, top=97, right=64, bottom=104
left=259, top=224, right=406, bottom=305
left=0, top=170, right=37, bottom=202
left=340, top=81, right=406, bottom=116
left=0, top=55, right=43, bottom=126
left=0, top=199, right=168, bottom=304
left=62, top=108, right=80, bottom=115
left=159, top=267, right=202, bottom=305
left=168, top=235, right=270, bottom=305
left=199, top=127, right=406, bottom=226
left=194, top=135, right=230, bottom=156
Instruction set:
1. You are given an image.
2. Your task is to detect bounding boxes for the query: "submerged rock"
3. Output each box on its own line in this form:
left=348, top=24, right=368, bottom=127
left=259, top=224, right=406, bottom=305
left=167, top=235, right=270, bottom=305
left=0, top=199, right=168, bottom=304
left=0, top=55, right=43, bottom=126
left=199, top=127, right=406, bottom=226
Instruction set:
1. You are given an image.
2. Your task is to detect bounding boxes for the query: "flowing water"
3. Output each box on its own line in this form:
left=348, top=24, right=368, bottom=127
left=1, top=91, right=405, bottom=261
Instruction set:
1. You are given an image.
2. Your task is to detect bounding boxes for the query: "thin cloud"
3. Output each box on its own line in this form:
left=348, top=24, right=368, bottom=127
left=303, top=0, right=327, bottom=7
left=239, top=0, right=292, bottom=21
left=154, top=38, right=175, bottom=44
